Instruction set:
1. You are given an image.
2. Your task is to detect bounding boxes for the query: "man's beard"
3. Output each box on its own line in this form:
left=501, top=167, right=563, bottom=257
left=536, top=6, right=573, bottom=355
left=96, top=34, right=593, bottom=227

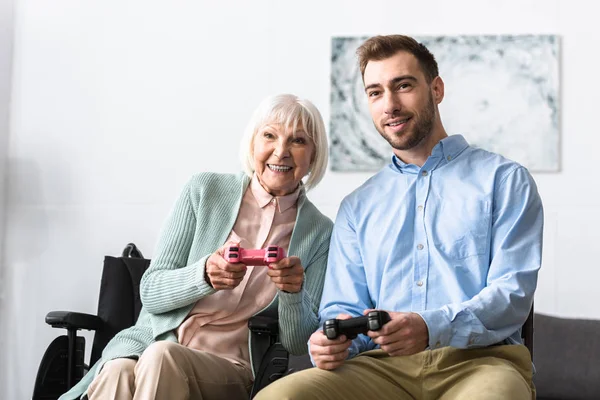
left=376, top=93, right=436, bottom=151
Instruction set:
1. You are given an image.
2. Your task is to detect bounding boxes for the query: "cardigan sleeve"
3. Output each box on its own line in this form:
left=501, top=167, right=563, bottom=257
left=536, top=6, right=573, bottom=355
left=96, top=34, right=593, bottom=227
left=276, top=217, right=332, bottom=355
left=140, top=178, right=216, bottom=314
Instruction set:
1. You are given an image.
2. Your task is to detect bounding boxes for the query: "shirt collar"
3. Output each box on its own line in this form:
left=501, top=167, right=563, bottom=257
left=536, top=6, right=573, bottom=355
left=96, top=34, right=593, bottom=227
left=250, top=174, right=301, bottom=213
left=391, top=134, right=470, bottom=172
left=434, top=134, right=469, bottom=162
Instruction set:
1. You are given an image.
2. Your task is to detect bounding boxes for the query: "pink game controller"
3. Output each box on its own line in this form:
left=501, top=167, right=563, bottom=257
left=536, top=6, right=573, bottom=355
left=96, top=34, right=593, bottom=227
left=224, top=245, right=286, bottom=266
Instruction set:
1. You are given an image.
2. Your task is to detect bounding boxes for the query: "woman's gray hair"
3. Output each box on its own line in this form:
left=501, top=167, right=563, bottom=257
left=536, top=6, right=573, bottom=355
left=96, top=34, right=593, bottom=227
left=239, top=94, right=329, bottom=191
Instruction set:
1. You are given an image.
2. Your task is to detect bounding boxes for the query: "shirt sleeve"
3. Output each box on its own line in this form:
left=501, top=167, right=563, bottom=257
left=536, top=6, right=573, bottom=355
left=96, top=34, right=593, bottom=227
left=315, top=199, right=378, bottom=359
left=418, top=166, right=543, bottom=348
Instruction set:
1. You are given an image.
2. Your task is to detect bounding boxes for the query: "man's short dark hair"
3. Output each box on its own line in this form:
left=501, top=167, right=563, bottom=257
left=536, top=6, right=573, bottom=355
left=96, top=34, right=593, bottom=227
left=357, top=35, right=439, bottom=83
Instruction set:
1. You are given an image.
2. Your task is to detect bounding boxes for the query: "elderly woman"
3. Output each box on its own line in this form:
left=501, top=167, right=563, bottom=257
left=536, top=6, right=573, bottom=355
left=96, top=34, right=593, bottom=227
left=60, top=94, right=333, bottom=400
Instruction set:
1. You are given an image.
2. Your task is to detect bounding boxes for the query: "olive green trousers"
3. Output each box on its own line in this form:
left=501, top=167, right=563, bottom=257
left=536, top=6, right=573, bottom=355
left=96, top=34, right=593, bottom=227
left=255, top=344, right=534, bottom=400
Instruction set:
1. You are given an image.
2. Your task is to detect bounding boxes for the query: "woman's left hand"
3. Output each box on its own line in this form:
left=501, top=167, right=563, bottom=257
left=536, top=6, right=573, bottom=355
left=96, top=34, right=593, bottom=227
left=267, top=256, right=304, bottom=293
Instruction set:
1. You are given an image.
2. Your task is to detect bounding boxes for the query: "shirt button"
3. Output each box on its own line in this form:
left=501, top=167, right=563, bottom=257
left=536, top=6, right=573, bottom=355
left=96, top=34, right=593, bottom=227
left=417, top=244, right=424, bottom=250
left=436, top=341, right=441, bottom=348
left=421, top=170, right=428, bottom=176
left=447, top=155, right=452, bottom=161
left=417, top=205, right=423, bottom=212
left=417, top=280, right=423, bottom=286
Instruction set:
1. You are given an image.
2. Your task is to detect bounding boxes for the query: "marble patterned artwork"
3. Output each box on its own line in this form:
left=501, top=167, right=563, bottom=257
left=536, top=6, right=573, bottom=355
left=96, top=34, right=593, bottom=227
left=330, top=35, right=560, bottom=172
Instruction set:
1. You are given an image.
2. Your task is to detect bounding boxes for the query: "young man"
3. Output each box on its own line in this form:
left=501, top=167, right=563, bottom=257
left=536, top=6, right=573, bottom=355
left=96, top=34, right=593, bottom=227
left=256, top=35, right=543, bottom=399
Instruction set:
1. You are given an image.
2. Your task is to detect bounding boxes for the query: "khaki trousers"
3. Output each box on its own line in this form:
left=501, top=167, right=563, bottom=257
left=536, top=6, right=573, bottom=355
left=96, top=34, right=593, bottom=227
left=86, top=341, right=253, bottom=400
left=255, top=344, right=534, bottom=400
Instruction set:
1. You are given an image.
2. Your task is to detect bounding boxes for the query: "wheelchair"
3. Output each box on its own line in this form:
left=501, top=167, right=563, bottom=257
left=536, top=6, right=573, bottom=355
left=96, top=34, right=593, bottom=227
left=32, top=244, right=290, bottom=400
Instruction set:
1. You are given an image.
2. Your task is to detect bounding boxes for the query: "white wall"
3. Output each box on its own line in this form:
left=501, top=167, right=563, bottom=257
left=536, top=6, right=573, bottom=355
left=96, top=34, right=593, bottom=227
left=0, top=0, right=14, bottom=393
left=2, top=0, right=600, bottom=398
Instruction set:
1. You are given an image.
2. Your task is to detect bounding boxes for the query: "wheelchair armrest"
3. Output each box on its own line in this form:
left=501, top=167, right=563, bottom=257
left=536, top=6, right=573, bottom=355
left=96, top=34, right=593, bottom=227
left=248, top=315, right=289, bottom=398
left=248, top=315, right=279, bottom=336
left=45, top=311, right=104, bottom=331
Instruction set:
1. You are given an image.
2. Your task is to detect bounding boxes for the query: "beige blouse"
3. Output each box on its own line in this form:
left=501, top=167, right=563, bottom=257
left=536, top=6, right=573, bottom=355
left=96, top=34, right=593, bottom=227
left=176, top=174, right=300, bottom=371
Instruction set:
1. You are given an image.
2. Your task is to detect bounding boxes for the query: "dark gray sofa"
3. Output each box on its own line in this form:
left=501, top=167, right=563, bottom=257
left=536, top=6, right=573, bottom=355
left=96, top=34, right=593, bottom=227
left=534, top=313, right=600, bottom=400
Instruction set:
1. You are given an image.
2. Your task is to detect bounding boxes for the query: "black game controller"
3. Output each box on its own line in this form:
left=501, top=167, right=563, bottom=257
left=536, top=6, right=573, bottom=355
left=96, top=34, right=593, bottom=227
left=323, top=310, right=391, bottom=340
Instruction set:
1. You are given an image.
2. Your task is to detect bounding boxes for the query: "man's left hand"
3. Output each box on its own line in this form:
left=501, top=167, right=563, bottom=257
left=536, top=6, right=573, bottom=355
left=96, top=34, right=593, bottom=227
left=366, top=310, right=429, bottom=356
left=267, top=256, right=304, bottom=293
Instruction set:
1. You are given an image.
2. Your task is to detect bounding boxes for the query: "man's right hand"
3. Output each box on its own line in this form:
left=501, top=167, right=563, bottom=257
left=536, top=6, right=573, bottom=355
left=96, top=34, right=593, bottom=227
left=310, top=314, right=353, bottom=370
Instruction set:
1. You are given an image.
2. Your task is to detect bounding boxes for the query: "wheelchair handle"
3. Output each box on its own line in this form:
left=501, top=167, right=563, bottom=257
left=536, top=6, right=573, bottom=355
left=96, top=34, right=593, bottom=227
left=122, top=243, right=144, bottom=259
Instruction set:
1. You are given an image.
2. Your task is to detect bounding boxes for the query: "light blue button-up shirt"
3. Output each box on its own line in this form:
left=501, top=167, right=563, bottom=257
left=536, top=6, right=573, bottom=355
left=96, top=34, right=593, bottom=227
left=318, top=135, right=543, bottom=358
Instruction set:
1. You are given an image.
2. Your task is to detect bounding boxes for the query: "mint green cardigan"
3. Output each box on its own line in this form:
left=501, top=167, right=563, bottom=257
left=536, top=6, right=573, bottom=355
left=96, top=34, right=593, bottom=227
left=60, top=172, right=333, bottom=400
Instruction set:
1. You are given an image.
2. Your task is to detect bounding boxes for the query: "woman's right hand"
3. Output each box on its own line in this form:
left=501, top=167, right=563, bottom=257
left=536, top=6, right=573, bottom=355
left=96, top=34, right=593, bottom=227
left=205, top=242, right=248, bottom=290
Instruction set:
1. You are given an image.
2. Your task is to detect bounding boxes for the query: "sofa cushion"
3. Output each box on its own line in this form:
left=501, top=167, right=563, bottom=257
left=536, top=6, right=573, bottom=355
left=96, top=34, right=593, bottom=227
left=534, top=313, right=600, bottom=399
